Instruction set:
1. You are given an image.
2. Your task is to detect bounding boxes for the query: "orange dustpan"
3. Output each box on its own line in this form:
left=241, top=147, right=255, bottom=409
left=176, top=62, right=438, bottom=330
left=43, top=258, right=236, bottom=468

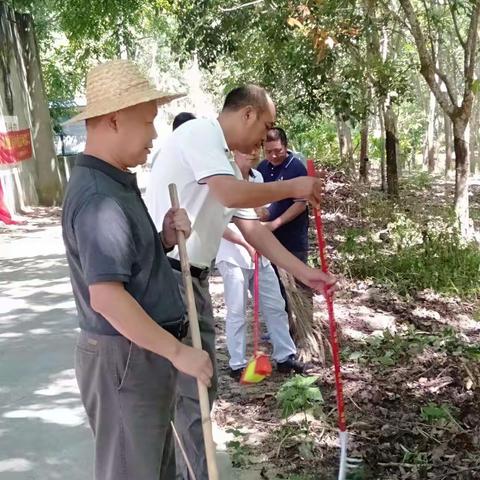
left=241, top=252, right=272, bottom=384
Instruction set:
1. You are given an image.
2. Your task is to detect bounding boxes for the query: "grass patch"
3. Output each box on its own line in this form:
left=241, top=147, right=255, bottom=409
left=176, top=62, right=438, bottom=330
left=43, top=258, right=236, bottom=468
left=338, top=213, right=480, bottom=299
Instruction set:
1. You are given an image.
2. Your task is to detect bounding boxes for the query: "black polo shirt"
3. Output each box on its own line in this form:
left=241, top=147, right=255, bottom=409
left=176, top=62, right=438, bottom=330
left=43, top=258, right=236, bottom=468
left=62, top=154, right=186, bottom=335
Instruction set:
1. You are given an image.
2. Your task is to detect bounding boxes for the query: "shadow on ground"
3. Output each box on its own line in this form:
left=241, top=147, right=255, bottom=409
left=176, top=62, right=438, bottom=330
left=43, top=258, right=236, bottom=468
left=0, top=251, right=93, bottom=480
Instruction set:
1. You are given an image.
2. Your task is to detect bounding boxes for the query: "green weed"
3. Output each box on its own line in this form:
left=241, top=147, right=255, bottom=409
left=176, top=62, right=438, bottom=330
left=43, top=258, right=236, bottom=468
left=277, top=375, right=324, bottom=418
left=226, top=428, right=250, bottom=467
left=420, top=403, right=455, bottom=423
left=345, top=327, right=480, bottom=367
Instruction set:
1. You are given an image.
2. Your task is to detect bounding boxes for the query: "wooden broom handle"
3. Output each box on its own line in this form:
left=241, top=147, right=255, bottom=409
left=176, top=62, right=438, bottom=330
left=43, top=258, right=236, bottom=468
left=168, top=184, right=219, bottom=480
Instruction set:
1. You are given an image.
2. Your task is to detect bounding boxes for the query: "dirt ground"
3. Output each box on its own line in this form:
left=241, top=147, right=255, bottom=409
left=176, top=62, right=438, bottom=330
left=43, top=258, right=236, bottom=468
left=211, top=173, right=480, bottom=480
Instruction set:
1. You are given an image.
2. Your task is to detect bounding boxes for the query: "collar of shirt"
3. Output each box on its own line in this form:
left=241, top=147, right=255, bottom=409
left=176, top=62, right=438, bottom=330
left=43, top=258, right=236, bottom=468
left=76, top=154, right=139, bottom=191
left=213, top=117, right=230, bottom=157
left=266, top=151, right=294, bottom=171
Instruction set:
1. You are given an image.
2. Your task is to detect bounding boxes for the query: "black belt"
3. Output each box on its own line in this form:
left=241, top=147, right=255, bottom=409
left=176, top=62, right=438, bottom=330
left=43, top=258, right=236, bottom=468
left=162, top=317, right=189, bottom=340
left=168, top=257, right=210, bottom=281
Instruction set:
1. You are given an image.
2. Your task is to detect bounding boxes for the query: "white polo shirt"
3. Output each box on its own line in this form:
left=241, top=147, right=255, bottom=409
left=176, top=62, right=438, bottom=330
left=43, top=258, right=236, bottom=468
left=216, top=169, right=270, bottom=270
left=145, top=118, right=256, bottom=268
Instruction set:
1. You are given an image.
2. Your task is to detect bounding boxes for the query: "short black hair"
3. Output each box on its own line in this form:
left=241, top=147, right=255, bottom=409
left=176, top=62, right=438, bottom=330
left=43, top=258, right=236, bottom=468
left=222, top=85, right=270, bottom=113
left=266, top=127, right=287, bottom=147
left=172, top=112, right=196, bottom=131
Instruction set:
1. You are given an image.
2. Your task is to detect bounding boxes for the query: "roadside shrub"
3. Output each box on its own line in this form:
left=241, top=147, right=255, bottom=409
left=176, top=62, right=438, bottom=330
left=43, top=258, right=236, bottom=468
left=338, top=215, right=480, bottom=298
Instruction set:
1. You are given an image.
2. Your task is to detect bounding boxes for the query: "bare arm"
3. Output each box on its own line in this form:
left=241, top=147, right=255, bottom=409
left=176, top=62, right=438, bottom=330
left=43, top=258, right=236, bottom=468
left=223, top=226, right=250, bottom=247
left=222, top=226, right=256, bottom=260
left=205, top=175, right=322, bottom=208
left=265, top=201, right=307, bottom=231
left=233, top=218, right=336, bottom=294
left=89, top=282, right=213, bottom=386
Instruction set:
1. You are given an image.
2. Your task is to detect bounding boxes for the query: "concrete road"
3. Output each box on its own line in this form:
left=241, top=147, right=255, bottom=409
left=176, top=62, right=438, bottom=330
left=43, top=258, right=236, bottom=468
left=0, top=216, right=242, bottom=479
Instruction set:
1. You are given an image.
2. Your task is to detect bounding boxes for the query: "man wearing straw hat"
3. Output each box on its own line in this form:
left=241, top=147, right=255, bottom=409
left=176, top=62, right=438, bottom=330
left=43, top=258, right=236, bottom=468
left=62, top=60, right=213, bottom=480
left=146, top=85, right=336, bottom=480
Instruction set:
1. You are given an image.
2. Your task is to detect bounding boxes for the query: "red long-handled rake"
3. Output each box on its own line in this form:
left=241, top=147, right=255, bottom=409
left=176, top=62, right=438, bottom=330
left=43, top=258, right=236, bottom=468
left=307, top=160, right=361, bottom=479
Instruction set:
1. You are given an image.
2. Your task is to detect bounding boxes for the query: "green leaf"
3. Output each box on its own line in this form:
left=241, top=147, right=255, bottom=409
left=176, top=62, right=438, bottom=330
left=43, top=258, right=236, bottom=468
left=472, top=79, right=480, bottom=95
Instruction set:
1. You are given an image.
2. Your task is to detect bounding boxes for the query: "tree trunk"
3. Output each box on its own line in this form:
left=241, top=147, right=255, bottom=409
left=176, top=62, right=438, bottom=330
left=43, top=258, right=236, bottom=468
left=359, top=117, right=369, bottom=183
left=469, top=103, right=479, bottom=174
left=378, top=102, right=387, bottom=191
left=470, top=123, right=477, bottom=175
left=336, top=115, right=354, bottom=174
left=453, top=119, right=470, bottom=236
left=444, top=112, right=453, bottom=176
left=384, top=105, right=399, bottom=197
left=424, top=90, right=437, bottom=173
left=16, top=13, right=62, bottom=205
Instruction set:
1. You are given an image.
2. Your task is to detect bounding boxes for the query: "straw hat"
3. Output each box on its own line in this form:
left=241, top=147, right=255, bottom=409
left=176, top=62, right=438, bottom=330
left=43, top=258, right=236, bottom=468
left=65, top=60, right=185, bottom=124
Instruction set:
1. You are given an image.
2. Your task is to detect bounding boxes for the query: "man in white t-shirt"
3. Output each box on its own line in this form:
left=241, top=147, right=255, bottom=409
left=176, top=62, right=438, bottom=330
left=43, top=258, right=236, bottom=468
left=216, top=150, right=303, bottom=380
left=145, top=85, right=335, bottom=480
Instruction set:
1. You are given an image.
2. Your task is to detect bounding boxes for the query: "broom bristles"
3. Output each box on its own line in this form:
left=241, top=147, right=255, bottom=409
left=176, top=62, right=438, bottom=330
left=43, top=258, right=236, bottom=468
left=278, top=268, right=327, bottom=365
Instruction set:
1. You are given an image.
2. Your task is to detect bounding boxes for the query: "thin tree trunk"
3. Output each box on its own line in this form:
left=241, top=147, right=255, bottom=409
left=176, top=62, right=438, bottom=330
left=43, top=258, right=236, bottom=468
left=470, top=123, right=477, bottom=175
left=453, top=119, right=470, bottom=236
left=336, top=115, right=354, bottom=174
left=359, top=117, right=369, bottom=183
left=424, top=90, right=437, bottom=173
left=444, top=113, right=453, bottom=176
left=378, top=102, right=387, bottom=191
left=384, top=104, right=399, bottom=197
left=469, top=103, right=479, bottom=174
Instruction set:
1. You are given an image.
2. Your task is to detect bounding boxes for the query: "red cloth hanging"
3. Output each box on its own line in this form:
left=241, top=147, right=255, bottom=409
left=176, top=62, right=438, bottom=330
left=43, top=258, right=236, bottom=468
left=0, top=181, right=18, bottom=225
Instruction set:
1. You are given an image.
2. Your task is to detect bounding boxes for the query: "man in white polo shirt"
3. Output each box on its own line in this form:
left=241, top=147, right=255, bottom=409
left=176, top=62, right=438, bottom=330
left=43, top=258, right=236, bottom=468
left=145, top=85, right=336, bottom=480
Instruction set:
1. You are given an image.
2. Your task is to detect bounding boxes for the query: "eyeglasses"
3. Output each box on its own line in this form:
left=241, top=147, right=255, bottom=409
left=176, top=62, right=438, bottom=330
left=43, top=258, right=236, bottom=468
left=265, top=148, right=285, bottom=156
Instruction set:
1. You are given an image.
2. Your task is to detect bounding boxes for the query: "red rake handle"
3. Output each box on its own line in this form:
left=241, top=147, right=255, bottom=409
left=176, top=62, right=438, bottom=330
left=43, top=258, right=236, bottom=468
left=307, top=159, right=346, bottom=433
left=253, top=252, right=260, bottom=356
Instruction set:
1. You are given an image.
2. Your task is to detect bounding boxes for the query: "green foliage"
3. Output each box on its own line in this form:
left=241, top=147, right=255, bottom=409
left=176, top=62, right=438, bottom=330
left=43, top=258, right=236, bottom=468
left=400, top=171, right=436, bottom=191
left=169, top=0, right=419, bottom=125
left=277, top=375, right=324, bottom=418
left=397, top=104, right=426, bottom=167
left=11, top=0, right=179, bottom=125
left=401, top=447, right=429, bottom=465
left=286, top=116, right=340, bottom=166
left=338, top=212, right=480, bottom=298
left=346, top=468, right=368, bottom=480
left=225, top=428, right=250, bottom=468
left=420, top=403, right=454, bottom=423
left=346, top=327, right=480, bottom=367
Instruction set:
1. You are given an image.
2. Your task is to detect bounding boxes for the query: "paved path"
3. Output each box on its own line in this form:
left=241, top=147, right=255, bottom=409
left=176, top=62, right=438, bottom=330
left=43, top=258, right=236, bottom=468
left=0, top=216, right=245, bottom=479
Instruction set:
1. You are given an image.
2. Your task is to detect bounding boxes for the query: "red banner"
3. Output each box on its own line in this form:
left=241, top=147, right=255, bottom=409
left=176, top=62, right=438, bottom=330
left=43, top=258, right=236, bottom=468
left=0, top=129, right=33, bottom=165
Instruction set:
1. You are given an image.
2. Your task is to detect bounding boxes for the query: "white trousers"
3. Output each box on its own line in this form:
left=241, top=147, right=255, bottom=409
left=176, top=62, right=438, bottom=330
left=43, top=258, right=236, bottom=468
left=217, top=260, right=297, bottom=369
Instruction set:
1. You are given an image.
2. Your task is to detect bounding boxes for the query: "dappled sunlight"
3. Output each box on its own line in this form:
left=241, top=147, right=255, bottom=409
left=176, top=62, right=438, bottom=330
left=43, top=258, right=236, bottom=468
left=0, top=458, right=34, bottom=473
left=34, top=369, right=78, bottom=396
left=0, top=332, right=23, bottom=338
left=53, top=398, right=80, bottom=405
left=28, top=328, right=51, bottom=335
left=0, top=297, right=29, bottom=315
left=4, top=369, right=85, bottom=427
left=406, top=375, right=455, bottom=397
left=0, top=219, right=92, bottom=478
left=3, top=404, right=85, bottom=427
